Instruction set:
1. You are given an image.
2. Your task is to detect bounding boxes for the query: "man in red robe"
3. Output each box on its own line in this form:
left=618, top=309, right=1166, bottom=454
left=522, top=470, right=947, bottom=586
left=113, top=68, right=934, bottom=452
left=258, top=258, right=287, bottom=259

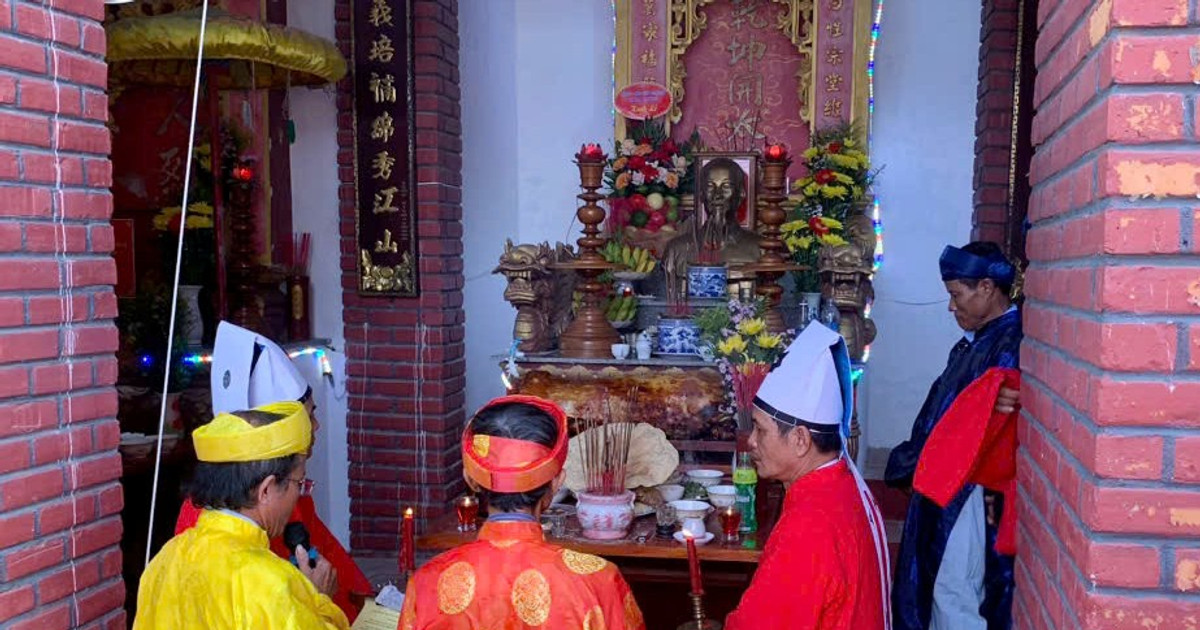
left=398, top=395, right=645, bottom=630
left=725, top=325, right=890, bottom=630
left=175, top=322, right=371, bottom=622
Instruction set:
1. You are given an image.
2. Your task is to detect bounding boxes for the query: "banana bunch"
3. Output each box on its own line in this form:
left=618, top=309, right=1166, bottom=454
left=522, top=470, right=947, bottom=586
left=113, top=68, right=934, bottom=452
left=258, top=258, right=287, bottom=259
left=605, top=295, right=638, bottom=323
left=601, top=242, right=657, bottom=274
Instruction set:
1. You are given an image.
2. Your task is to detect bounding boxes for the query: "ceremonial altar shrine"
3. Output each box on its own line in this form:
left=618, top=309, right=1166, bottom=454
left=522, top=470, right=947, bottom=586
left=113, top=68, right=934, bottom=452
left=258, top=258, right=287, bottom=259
left=422, top=1, right=882, bottom=627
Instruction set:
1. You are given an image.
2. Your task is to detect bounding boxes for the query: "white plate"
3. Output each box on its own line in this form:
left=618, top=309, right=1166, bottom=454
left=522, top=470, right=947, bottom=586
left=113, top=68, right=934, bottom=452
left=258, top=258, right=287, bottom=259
left=673, top=531, right=715, bottom=546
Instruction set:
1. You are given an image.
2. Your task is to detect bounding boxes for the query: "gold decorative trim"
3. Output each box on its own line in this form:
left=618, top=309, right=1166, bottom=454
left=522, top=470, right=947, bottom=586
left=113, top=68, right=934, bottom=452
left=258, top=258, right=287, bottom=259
left=770, top=0, right=817, bottom=126
left=1005, top=0, right=1028, bottom=256
left=850, top=0, right=873, bottom=138
left=615, top=0, right=632, bottom=141
left=360, top=249, right=415, bottom=294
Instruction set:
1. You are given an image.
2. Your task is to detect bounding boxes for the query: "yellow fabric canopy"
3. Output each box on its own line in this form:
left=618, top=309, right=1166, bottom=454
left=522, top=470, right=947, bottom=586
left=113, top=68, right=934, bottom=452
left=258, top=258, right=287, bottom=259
left=106, top=10, right=348, bottom=89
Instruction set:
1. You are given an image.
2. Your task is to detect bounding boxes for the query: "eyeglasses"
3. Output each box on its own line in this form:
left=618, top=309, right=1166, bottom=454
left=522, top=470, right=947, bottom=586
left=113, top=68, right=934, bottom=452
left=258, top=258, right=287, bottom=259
left=286, top=477, right=315, bottom=496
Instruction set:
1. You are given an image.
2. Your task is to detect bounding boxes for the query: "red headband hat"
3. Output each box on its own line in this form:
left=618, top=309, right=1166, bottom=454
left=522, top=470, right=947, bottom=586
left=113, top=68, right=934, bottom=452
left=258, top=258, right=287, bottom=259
left=462, top=395, right=569, bottom=493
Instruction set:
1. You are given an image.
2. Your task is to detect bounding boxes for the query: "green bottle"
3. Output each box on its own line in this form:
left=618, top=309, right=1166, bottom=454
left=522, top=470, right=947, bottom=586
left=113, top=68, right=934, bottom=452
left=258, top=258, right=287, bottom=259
left=733, top=451, right=757, bottom=533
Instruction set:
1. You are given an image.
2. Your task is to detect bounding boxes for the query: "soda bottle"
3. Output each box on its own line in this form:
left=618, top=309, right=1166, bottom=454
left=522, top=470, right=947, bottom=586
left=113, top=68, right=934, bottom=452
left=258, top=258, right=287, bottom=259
left=733, top=451, right=757, bottom=533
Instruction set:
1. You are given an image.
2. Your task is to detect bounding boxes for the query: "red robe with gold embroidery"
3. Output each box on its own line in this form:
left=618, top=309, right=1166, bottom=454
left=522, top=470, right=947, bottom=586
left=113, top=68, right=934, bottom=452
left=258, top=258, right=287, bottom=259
left=725, top=460, right=886, bottom=630
left=175, top=497, right=371, bottom=622
left=397, top=519, right=644, bottom=630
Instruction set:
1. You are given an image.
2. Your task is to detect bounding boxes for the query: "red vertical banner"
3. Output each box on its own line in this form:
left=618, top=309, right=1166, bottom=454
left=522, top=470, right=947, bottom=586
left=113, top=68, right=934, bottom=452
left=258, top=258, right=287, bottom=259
left=814, top=0, right=855, bottom=129
left=112, top=219, right=136, bottom=298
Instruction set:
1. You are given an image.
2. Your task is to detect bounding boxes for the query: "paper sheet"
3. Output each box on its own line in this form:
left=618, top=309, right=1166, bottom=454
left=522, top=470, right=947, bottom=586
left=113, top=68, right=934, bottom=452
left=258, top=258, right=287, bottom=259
left=351, top=599, right=401, bottom=630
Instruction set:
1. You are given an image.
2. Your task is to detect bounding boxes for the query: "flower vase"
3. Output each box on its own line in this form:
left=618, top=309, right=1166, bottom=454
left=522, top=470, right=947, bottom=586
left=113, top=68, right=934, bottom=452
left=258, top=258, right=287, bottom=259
left=178, top=285, right=204, bottom=345
left=687, top=264, right=727, bottom=298
left=801, top=292, right=822, bottom=324
left=576, top=490, right=635, bottom=540
left=656, top=316, right=700, bottom=355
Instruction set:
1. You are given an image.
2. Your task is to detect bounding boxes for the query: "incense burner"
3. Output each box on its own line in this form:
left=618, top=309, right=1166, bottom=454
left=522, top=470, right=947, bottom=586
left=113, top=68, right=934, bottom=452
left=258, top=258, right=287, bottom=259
left=575, top=490, right=635, bottom=540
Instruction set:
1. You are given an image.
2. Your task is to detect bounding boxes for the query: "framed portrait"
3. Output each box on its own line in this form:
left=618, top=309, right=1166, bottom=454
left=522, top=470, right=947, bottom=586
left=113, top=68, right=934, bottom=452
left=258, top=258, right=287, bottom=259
left=693, top=152, right=758, bottom=231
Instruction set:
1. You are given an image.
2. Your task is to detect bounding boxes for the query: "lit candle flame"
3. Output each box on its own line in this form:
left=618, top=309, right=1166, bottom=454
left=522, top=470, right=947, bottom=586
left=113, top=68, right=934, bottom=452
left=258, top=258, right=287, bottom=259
left=405, top=507, right=413, bottom=517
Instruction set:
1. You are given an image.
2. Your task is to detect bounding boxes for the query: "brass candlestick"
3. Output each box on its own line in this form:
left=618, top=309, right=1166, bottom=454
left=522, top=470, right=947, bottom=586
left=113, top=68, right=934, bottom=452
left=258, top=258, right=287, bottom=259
left=676, top=592, right=722, bottom=630
left=735, top=148, right=800, bottom=333
left=556, top=144, right=620, bottom=358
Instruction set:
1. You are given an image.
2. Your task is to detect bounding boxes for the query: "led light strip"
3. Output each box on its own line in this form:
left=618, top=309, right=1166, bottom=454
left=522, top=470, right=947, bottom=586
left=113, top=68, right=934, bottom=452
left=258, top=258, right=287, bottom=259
left=177, top=345, right=333, bottom=376
left=861, top=0, right=885, bottom=365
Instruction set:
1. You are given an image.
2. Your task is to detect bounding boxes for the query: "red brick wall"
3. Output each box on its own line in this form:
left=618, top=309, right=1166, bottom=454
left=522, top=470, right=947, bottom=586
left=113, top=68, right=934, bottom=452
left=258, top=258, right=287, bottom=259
left=973, top=0, right=1020, bottom=245
left=1020, top=0, right=1199, bottom=627
left=0, top=1, right=125, bottom=627
left=336, top=0, right=466, bottom=554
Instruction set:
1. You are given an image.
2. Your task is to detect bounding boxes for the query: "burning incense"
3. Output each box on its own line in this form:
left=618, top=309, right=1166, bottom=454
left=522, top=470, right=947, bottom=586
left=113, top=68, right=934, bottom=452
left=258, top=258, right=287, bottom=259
left=576, top=389, right=638, bottom=495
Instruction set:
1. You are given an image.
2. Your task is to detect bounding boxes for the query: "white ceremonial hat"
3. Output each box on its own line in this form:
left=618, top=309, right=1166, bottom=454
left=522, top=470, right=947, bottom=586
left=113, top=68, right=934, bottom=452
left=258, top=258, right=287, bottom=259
left=752, top=324, right=853, bottom=435
left=211, top=321, right=309, bottom=414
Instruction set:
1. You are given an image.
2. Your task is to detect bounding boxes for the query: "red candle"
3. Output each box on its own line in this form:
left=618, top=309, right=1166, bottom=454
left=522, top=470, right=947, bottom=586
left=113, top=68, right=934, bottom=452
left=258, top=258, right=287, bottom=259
left=765, top=144, right=787, bottom=161
left=578, top=143, right=606, bottom=162
left=403, top=507, right=415, bottom=571
left=684, top=531, right=703, bottom=594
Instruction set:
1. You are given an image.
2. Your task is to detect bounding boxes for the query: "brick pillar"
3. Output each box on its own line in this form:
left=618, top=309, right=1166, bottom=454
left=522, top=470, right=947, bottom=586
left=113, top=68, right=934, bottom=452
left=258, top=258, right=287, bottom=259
left=1020, top=0, right=1198, bottom=627
left=973, top=0, right=1019, bottom=245
left=0, top=2, right=125, bottom=628
left=336, top=0, right=466, bottom=555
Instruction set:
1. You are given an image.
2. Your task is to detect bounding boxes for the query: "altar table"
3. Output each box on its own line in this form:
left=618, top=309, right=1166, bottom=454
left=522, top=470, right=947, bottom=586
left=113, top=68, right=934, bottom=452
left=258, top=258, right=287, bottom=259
left=417, top=496, right=782, bottom=628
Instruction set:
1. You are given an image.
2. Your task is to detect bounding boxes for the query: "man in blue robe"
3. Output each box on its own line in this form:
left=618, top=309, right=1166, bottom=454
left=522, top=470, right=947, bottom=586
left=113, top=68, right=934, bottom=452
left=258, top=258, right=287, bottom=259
left=886, top=241, right=1023, bottom=630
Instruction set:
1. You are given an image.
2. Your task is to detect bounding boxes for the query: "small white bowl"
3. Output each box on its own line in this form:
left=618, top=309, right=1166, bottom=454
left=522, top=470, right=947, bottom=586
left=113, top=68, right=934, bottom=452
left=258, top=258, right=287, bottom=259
left=657, top=484, right=685, bottom=503
left=674, top=531, right=715, bottom=546
left=706, top=485, right=737, bottom=508
left=686, top=469, right=724, bottom=487
left=669, top=500, right=712, bottom=520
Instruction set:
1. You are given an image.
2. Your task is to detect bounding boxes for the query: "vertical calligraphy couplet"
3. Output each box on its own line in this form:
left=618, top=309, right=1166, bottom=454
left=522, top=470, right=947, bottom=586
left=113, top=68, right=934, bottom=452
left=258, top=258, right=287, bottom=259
left=815, top=0, right=853, bottom=128
left=354, top=0, right=418, bottom=296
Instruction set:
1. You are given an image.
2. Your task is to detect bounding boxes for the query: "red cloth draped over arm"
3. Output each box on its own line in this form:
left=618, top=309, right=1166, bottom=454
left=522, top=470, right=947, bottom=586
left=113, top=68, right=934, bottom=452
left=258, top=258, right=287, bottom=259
left=913, top=367, right=1020, bottom=555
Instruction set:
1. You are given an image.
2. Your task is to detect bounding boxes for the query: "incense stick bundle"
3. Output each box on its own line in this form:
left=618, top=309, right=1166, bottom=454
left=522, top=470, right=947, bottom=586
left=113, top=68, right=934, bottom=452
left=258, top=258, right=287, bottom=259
left=577, top=388, right=638, bottom=495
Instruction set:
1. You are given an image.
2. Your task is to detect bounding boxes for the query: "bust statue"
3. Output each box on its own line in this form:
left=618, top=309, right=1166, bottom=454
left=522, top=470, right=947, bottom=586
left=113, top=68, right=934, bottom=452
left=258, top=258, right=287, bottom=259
left=662, top=158, right=761, bottom=285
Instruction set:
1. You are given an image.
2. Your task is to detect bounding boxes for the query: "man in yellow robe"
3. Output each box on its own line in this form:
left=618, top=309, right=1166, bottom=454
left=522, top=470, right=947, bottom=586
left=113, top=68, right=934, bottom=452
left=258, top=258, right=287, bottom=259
left=134, top=402, right=349, bottom=630
left=398, top=395, right=645, bottom=629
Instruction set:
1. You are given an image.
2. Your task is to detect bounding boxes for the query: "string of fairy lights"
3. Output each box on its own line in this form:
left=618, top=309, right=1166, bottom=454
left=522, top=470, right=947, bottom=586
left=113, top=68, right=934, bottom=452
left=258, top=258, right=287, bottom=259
left=857, top=0, right=885, bottom=370
left=171, top=345, right=334, bottom=377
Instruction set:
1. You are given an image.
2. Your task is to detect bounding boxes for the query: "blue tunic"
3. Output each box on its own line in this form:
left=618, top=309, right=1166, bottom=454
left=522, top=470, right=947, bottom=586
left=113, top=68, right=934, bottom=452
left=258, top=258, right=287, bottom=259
left=885, top=308, right=1022, bottom=630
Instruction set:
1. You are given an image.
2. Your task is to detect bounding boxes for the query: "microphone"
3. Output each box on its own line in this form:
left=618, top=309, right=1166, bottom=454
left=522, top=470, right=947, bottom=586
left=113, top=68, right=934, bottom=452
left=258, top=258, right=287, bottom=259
left=283, top=522, right=318, bottom=569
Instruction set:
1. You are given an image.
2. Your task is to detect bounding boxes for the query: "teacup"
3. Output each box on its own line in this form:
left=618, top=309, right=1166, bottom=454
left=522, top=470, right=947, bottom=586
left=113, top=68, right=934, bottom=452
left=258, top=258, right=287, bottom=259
left=681, top=517, right=707, bottom=539
left=611, top=343, right=631, bottom=360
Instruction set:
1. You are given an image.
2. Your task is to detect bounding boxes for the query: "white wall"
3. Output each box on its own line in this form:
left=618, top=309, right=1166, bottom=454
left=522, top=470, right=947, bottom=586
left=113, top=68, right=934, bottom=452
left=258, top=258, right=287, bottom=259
left=860, top=0, right=982, bottom=472
left=286, top=0, right=351, bottom=547
left=460, top=0, right=616, bottom=414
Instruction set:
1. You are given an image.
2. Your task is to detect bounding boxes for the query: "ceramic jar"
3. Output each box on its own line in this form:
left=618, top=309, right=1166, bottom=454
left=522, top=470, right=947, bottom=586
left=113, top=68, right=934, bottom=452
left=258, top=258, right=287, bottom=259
left=687, top=265, right=728, bottom=298
left=576, top=490, right=635, bottom=540
left=656, top=316, right=700, bottom=355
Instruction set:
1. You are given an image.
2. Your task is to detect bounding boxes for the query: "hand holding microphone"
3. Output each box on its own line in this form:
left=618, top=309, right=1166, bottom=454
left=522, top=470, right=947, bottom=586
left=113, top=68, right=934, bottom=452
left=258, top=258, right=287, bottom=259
left=285, top=522, right=338, bottom=597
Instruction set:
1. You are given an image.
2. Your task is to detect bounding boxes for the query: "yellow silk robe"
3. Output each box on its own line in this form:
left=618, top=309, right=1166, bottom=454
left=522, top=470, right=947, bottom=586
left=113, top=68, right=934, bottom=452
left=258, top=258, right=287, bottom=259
left=398, top=519, right=645, bottom=630
left=134, top=510, right=350, bottom=630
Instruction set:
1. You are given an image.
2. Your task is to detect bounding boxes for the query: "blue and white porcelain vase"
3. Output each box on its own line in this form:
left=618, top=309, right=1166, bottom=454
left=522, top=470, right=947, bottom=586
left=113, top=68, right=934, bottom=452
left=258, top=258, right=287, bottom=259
left=687, top=265, right=727, bottom=299
left=656, top=316, right=700, bottom=355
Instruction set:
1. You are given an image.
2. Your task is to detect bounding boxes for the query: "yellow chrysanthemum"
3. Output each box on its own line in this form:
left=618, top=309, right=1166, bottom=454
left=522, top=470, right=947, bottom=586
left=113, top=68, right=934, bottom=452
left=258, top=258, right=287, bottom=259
left=736, top=318, right=766, bottom=336
left=819, top=217, right=843, bottom=229
left=802, top=147, right=820, bottom=160
left=717, top=334, right=748, bottom=356
left=185, top=215, right=214, bottom=229
left=828, top=153, right=861, bottom=170
left=819, top=234, right=848, bottom=247
left=803, top=183, right=820, bottom=197
left=834, top=172, right=854, bottom=185
left=756, top=333, right=782, bottom=349
left=189, top=202, right=214, bottom=217
left=820, top=185, right=849, bottom=199
left=781, top=220, right=806, bottom=233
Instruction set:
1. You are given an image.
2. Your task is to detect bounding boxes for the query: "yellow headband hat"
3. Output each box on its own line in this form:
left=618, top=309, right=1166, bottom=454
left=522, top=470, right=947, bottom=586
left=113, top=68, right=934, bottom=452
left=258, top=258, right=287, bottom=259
left=193, top=401, right=312, bottom=463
